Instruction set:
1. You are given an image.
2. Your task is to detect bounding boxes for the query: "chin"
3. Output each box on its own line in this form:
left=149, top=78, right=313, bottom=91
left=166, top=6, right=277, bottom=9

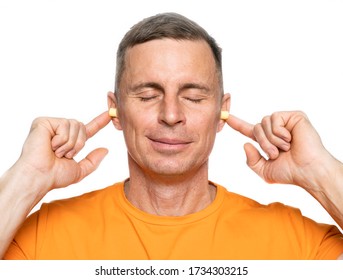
left=147, top=159, right=206, bottom=178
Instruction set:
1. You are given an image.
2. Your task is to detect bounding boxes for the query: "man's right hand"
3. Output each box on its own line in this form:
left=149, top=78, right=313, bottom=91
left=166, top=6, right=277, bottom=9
left=0, top=111, right=111, bottom=258
left=15, top=111, right=111, bottom=197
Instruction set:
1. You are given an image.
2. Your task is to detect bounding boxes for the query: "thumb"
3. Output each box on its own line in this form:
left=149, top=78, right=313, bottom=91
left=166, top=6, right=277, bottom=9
left=76, top=148, right=108, bottom=182
left=243, top=143, right=266, bottom=179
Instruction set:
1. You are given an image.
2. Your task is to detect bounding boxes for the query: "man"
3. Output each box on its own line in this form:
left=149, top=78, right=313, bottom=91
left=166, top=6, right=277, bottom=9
left=1, top=12, right=343, bottom=259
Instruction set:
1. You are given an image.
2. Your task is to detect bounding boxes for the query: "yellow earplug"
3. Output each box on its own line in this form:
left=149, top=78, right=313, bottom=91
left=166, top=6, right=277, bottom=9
left=220, top=111, right=229, bottom=120
left=108, top=108, right=117, bottom=118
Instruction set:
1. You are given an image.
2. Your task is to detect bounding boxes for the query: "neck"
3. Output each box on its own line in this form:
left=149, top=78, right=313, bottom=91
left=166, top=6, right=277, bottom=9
left=125, top=159, right=216, bottom=216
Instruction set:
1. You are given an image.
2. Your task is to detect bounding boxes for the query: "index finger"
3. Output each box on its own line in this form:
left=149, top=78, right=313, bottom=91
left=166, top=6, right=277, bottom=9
left=226, top=114, right=256, bottom=141
left=86, top=111, right=111, bottom=139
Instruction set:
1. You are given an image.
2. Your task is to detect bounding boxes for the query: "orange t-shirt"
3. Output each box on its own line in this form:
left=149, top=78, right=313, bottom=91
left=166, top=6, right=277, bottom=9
left=4, top=181, right=343, bottom=259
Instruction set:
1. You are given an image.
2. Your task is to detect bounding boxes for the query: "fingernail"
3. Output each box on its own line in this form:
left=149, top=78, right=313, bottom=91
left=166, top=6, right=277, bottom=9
left=281, top=143, right=290, bottom=151
left=267, top=148, right=278, bottom=159
left=55, top=150, right=65, bottom=158
left=65, top=149, right=75, bottom=159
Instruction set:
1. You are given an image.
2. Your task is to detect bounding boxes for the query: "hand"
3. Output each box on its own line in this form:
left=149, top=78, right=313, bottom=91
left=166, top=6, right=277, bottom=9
left=15, top=111, right=111, bottom=195
left=226, top=111, right=333, bottom=190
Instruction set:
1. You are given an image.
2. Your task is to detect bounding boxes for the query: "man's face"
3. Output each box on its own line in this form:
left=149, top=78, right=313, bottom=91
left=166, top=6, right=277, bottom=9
left=115, top=39, right=225, bottom=177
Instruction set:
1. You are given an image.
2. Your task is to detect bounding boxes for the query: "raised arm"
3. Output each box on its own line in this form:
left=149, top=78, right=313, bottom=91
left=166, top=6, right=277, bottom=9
left=0, top=111, right=111, bottom=258
left=226, top=111, right=343, bottom=231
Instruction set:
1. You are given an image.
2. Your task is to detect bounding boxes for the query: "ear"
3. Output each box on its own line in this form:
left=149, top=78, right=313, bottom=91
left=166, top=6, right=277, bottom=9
left=217, top=93, right=231, bottom=132
left=107, top=91, right=123, bottom=131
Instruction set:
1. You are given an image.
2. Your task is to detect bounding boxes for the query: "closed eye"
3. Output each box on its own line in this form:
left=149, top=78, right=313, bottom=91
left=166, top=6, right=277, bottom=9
left=184, top=97, right=204, bottom=103
left=180, top=83, right=211, bottom=104
left=140, top=95, right=159, bottom=102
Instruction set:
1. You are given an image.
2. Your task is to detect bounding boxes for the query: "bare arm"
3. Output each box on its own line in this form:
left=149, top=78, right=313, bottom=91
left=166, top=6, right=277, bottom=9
left=0, top=112, right=111, bottom=258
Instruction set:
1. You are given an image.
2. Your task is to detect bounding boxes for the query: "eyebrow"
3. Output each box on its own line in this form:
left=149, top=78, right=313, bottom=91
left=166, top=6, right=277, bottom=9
left=130, top=82, right=164, bottom=93
left=129, top=82, right=211, bottom=94
left=181, top=82, right=210, bottom=92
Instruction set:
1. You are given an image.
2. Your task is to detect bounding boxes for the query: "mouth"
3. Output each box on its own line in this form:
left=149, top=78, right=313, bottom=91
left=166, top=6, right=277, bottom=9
left=148, top=137, right=192, bottom=152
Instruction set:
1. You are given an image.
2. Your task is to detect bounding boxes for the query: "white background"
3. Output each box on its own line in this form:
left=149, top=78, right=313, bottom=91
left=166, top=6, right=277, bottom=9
left=0, top=0, right=342, bottom=228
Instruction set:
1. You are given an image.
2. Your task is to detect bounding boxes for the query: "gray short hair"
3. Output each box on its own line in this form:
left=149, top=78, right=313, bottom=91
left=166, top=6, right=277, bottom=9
left=115, top=12, right=223, bottom=95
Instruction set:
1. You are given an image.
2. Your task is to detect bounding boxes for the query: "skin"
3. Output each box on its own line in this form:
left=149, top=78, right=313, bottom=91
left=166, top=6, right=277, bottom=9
left=228, top=112, right=343, bottom=228
left=108, top=39, right=229, bottom=216
left=0, top=113, right=111, bottom=258
left=0, top=38, right=342, bottom=259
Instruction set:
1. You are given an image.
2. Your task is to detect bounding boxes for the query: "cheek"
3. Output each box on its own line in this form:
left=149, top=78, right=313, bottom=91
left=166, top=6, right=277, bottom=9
left=193, top=114, right=219, bottom=144
left=119, top=102, right=150, bottom=128
left=120, top=111, right=155, bottom=147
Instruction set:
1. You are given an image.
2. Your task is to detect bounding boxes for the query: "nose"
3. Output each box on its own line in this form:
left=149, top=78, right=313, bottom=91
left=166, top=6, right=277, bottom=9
left=158, top=93, right=185, bottom=126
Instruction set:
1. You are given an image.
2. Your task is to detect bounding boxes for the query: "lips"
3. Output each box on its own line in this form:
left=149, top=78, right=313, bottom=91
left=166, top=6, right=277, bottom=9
left=151, top=137, right=191, bottom=145
left=148, top=137, right=192, bottom=152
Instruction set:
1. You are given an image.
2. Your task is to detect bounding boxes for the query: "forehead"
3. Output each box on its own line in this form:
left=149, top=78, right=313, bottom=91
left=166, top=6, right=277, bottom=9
left=122, top=39, right=217, bottom=85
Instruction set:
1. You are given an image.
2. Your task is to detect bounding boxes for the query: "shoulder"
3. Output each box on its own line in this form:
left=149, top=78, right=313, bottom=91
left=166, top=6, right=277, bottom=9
left=214, top=183, right=309, bottom=224
left=216, top=183, right=291, bottom=211
left=35, top=181, right=124, bottom=221
left=48, top=182, right=123, bottom=207
left=215, top=182, right=341, bottom=235
left=23, top=181, right=125, bottom=239
left=8, top=182, right=125, bottom=259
